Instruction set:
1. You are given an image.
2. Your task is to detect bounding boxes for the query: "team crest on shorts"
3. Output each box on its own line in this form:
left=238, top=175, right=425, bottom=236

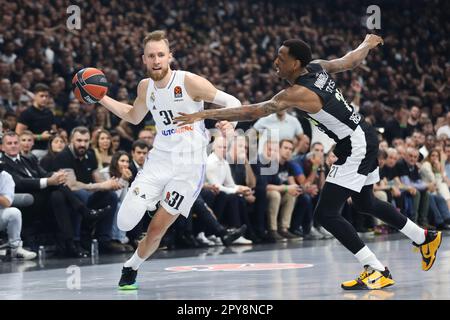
left=133, top=187, right=140, bottom=196
left=174, top=86, right=183, bottom=99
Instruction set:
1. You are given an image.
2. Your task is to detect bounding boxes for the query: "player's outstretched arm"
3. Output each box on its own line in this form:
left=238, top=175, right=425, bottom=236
left=185, top=72, right=241, bottom=130
left=174, top=89, right=292, bottom=125
left=99, top=79, right=149, bottom=125
left=312, top=34, right=383, bottom=74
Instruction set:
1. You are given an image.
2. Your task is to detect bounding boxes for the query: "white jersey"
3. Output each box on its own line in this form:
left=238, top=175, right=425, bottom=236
left=146, top=70, right=209, bottom=153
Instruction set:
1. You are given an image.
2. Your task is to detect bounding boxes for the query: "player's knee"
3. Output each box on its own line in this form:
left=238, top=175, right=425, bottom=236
left=117, top=202, right=146, bottom=232
left=314, top=203, right=333, bottom=225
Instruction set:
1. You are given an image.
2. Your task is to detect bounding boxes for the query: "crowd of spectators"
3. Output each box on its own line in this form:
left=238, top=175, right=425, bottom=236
left=0, top=0, right=448, bottom=260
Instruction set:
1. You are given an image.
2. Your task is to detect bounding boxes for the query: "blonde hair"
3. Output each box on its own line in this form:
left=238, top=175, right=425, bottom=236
left=143, top=30, right=170, bottom=49
left=19, top=130, right=34, bottom=139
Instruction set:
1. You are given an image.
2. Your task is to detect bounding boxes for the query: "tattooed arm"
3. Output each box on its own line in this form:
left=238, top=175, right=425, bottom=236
left=312, top=34, right=383, bottom=74
left=174, top=90, right=292, bottom=125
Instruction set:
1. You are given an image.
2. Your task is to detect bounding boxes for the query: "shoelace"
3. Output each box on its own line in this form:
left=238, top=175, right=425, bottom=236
left=358, top=267, right=374, bottom=280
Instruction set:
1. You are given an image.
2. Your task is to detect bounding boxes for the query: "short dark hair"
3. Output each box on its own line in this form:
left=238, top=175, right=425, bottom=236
left=378, top=149, right=388, bottom=160
left=279, top=139, right=294, bottom=148
left=70, top=126, right=90, bottom=140
left=282, top=39, right=312, bottom=68
left=4, top=112, right=17, bottom=119
left=33, top=83, right=50, bottom=94
left=132, top=139, right=150, bottom=152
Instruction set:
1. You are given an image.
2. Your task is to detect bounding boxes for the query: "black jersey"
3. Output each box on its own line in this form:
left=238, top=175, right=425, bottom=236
left=295, top=63, right=362, bottom=142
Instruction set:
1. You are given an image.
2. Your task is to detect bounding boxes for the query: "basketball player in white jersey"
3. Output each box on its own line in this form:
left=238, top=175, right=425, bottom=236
left=175, top=34, right=442, bottom=290
left=99, top=30, right=247, bottom=290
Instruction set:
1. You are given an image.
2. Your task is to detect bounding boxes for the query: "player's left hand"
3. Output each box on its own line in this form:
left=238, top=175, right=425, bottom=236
left=363, top=34, right=384, bottom=49
left=174, top=112, right=203, bottom=126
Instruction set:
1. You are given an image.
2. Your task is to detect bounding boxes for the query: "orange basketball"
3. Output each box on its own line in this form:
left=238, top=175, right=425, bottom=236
left=72, top=67, right=109, bottom=104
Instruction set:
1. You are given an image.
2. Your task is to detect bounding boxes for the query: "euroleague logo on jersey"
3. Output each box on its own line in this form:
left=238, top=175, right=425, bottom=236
left=174, top=86, right=183, bottom=100
left=165, top=263, right=314, bottom=272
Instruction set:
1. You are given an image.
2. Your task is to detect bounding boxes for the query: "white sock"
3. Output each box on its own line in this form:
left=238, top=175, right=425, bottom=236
left=124, top=250, right=146, bottom=270
left=354, top=246, right=385, bottom=272
left=400, top=218, right=425, bottom=245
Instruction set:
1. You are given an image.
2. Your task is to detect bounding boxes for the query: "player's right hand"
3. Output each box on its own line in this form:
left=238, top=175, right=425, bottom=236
left=174, top=112, right=204, bottom=126
left=364, top=34, right=384, bottom=49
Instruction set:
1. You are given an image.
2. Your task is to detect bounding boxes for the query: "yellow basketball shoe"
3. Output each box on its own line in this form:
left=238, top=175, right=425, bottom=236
left=413, top=230, right=442, bottom=271
left=341, top=266, right=395, bottom=290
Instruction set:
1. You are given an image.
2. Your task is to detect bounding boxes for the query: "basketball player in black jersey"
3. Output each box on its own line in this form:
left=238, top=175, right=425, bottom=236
left=175, top=34, right=442, bottom=290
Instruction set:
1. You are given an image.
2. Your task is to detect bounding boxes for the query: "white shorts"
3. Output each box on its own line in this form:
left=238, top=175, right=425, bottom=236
left=116, top=148, right=206, bottom=231
left=326, top=124, right=380, bottom=193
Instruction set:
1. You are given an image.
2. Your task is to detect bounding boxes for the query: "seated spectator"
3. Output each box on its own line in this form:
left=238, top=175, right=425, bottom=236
left=421, top=134, right=437, bottom=159
left=378, top=139, right=389, bottom=152
left=15, top=83, right=57, bottom=160
left=92, top=129, right=113, bottom=170
left=293, top=133, right=310, bottom=158
left=396, top=147, right=432, bottom=228
left=253, top=109, right=303, bottom=155
left=406, top=106, right=422, bottom=136
left=137, top=128, right=155, bottom=149
left=436, top=112, right=450, bottom=139
left=57, top=128, right=69, bottom=143
left=2, top=112, right=17, bottom=132
left=129, top=140, right=149, bottom=181
left=228, top=134, right=259, bottom=242
left=420, top=149, right=450, bottom=230
left=0, top=166, right=36, bottom=260
left=420, top=149, right=450, bottom=209
left=302, top=142, right=327, bottom=187
left=110, top=130, right=121, bottom=154
left=40, top=134, right=66, bottom=172
left=52, top=126, right=127, bottom=254
left=99, top=151, right=134, bottom=250
left=265, top=139, right=302, bottom=242
left=249, top=140, right=272, bottom=242
left=380, top=148, right=413, bottom=212
left=92, top=106, right=112, bottom=131
left=299, top=142, right=332, bottom=239
left=374, top=150, right=390, bottom=203
left=1, top=131, right=89, bottom=257
left=445, top=144, right=450, bottom=185
left=384, top=106, right=409, bottom=145
left=18, top=130, right=38, bottom=161
left=60, top=99, right=87, bottom=135
left=126, top=140, right=151, bottom=248
left=190, top=193, right=247, bottom=247
left=203, top=136, right=252, bottom=244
